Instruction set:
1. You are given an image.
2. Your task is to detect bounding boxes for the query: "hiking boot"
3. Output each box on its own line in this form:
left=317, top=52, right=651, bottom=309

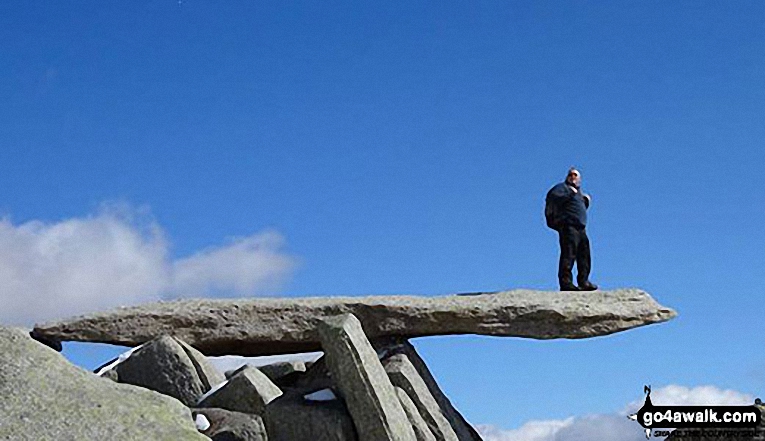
left=560, top=284, right=579, bottom=291
left=578, top=281, right=598, bottom=291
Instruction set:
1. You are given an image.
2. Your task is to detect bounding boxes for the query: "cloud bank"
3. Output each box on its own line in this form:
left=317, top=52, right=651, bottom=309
left=0, top=205, right=297, bottom=326
left=478, top=385, right=755, bottom=441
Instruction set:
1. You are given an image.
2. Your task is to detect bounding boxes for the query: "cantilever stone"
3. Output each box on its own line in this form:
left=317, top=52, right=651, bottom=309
left=31, top=288, right=677, bottom=356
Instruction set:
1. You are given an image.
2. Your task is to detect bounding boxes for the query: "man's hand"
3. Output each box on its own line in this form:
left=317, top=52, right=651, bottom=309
left=583, top=193, right=591, bottom=208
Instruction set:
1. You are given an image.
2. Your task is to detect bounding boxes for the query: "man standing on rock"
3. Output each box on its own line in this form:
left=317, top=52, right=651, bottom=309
left=545, top=167, right=598, bottom=291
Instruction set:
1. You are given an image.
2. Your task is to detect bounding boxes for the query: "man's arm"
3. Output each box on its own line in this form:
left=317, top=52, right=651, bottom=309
left=548, top=183, right=572, bottom=201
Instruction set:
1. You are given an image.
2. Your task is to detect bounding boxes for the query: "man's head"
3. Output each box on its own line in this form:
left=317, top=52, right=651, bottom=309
left=566, top=167, right=581, bottom=188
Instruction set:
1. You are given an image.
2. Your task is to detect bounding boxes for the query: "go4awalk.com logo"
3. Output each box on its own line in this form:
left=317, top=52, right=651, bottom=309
left=628, top=386, right=762, bottom=439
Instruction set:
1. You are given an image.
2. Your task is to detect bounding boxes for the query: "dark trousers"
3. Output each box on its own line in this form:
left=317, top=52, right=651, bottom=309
left=558, top=225, right=591, bottom=288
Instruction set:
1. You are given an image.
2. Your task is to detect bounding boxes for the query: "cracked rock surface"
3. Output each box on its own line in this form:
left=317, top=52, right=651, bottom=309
left=32, top=288, right=677, bottom=356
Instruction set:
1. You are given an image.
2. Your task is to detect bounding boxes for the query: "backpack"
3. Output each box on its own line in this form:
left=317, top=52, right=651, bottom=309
left=544, top=188, right=563, bottom=231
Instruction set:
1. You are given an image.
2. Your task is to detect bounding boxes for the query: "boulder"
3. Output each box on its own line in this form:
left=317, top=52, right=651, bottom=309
left=193, top=408, right=268, bottom=441
left=396, top=386, right=437, bottom=441
left=264, top=388, right=357, bottom=441
left=383, top=353, right=458, bottom=441
left=318, top=313, right=417, bottom=441
left=197, top=365, right=282, bottom=415
left=32, top=289, right=677, bottom=356
left=0, top=326, right=208, bottom=440
left=96, top=335, right=224, bottom=406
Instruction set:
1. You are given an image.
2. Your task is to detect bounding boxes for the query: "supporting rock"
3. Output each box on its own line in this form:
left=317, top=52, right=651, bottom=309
left=197, top=365, right=282, bottom=415
left=384, top=353, right=459, bottom=441
left=381, top=341, right=483, bottom=441
left=176, top=338, right=226, bottom=389
left=265, top=389, right=358, bottom=441
left=396, top=386, right=437, bottom=441
left=318, top=313, right=417, bottom=441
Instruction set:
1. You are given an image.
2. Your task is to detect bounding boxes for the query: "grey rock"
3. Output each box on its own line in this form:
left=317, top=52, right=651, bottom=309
left=264, top=388, right=357, bottom=441
left=99, top=366, right=119, bottom=381
left=177, top=338, right=227, bottom=388
left=396, top=386, right=437, bottom=441
left=197, top=366, right=282, bottom=415
left=292, top=356, right=334, bottom=393
left=259, top=360, right=307, bottom=384
left=225, top=364, right=252, bottom=379
left=0, top=326, right=208, bottom=441
left=225, top=361, right=306, bottom=386
left=318, top=313, right=417, bottom=441
left=99, top=335, right=222, bottom=406
left=32, top=289, right=677, bottom=356
left=193, top=408, right=268, bottom=441
left=380, top=341, right=483, bottom=441
left=384, top=354, right=458, bottom=441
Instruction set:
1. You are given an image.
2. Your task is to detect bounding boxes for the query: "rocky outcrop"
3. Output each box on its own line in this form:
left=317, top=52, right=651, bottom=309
left=318, top=313, right=417, bottom=441
left=31, top=289, right=677, bottom=356
left=6, top=285, right=678, bottom=441
left=0, top=326, right=208, bottom=440
left=95, top=335, right=224, bottom=406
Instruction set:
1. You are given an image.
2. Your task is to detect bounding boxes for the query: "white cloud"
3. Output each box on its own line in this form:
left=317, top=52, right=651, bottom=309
left=171, top=230, right=295, bottom=298
left=478, top=385, right=755, bottom=441
left=623, top=385, right=753, bottom=411
left=0, top=205, right=297, bottom=326
left=476, top=418, right=574, bottom=441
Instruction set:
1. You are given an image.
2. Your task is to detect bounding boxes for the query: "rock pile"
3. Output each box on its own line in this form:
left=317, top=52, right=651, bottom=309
left=2, top=289, right=676, bottom=440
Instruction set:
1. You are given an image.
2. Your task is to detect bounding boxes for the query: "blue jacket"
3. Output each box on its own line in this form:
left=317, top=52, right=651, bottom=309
left=548, top=182, right=588, bottom=228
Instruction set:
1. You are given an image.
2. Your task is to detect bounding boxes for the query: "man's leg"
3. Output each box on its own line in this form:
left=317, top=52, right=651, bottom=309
left=576, top=228, right=596, bottom=289
left=558, top=226, right=578, bottom=290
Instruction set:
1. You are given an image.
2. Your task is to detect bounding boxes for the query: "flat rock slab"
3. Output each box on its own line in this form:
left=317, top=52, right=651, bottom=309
left=32, top=289, right=676, bottom=356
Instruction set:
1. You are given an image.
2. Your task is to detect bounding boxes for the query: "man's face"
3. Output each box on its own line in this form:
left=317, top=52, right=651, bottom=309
left=567, top=170, right=581, bottom=187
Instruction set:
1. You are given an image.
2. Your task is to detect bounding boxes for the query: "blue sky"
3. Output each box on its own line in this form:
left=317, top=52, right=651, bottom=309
left=1, top=2, right=763, bottom=439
